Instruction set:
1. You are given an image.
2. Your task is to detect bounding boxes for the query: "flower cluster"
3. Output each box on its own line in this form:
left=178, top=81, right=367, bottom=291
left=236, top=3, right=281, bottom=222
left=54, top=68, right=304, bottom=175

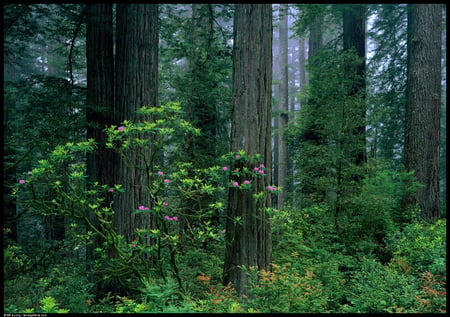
left=164, top=215, right=178, bottom=221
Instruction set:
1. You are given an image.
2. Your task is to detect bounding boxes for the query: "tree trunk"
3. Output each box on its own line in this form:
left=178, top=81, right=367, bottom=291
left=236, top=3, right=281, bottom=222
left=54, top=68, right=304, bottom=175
left=277, top=4, right=289, bottom=209
left=114, top=4, right=159, bottom=242
left=86, top=3, right=115, bottom=188
left=405, top=4, right=442, bottom=219
left=343, top=4, right=367, bottom=166
left=223, top=4, right=273, bottom=296
left=86, top=3, right=115, bottom=295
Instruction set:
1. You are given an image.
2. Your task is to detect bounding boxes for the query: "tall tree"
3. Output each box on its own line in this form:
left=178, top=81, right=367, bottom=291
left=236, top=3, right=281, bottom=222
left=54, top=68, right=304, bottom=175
left=223, top=4, right=273, bottom=296
left=342, top=4, right=367, bottom=166
left=114, top=4, right=159, bottom=242
left=405, top=4, right=442, bottom=219
left=277, top=4, right=289, bottom=208
left=85, top=3, right=115, bottom=293
left=86, top=3, right=114, bottom=188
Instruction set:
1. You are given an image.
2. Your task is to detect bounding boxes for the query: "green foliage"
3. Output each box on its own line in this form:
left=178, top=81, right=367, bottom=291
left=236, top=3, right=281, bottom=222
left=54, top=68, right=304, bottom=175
left=244, top=263, right=328, bottom=313
left=341, top=257, right=419, bottom=313
left=385, top=219, right=446, bottom=276
left=337, top=160, right=422, bottom=254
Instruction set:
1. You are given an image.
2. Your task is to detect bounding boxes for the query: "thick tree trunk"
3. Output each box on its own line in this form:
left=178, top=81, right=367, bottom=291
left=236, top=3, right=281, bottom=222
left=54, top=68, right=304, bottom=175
left=223, top=4, right=272, bottom=296
left=86, top=3, right=114, bottom=188
left=405, top=4, right=442, bottom=219
left=114, top=4, right=159, bottom=242
left=86, top=3, right=115, bottom=295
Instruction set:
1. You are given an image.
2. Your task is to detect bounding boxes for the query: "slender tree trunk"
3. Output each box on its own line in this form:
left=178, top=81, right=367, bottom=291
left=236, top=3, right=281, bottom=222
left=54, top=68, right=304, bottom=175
left=114, top=4, right=159, bottom=242
left=299, top=37, right=306, bottom=99
left=223, top=4, right=272, bottom=296
left=405, top=4, right=442, bottom=219
left=308, top=14, right=323, bottom=61
left=277, top=4, right=289, bottom=209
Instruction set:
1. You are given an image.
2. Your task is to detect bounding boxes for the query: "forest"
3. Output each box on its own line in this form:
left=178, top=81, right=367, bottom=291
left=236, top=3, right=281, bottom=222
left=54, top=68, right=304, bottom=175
left=3, top=3, right=446, bottom=314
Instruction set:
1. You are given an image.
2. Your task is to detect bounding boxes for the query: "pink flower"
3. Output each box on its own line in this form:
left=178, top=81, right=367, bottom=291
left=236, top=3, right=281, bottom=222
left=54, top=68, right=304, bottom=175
left=164, top=179, right=170, bottom=184
left=258, top=170, right=265, bottom=174
left=221, top=230, right=226, bottom=234
left=232, top=182, right=239, bottom=187
left=164, top=215, right=171, bottom=220
left=235, top=155, right=241, bottom=159
left=131, top=243, right=137, bottom=248
left=260, top=164, right=265, bottom=168
left=138, top=205, right=149, bottom=210
left=118, top=126, right=125, bottom=131
left=158, top=171, right=164, bottom=175
left=222, top=166, right=228, bottom=171
left=163, top=202, right=168, bottom=206
left=108, top=188, right=115, bottom=192
left=267, top=185, right=277, bottom=191
left=172, top=216, right=178, bottom=221
left=243, top=180, right=250, bottom=185
left=27, top=171, right=32, bottom=174
left=19, top=179, right=26, bottom=184
left=254, top=167, right=260, bottom=171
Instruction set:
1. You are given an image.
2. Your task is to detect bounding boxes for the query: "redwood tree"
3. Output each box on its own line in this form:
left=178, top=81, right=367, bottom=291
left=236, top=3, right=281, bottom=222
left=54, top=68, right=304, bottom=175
left=114, top=4, right=159, bottom=242
left=405, top=4, right=442, bottom=219
left=223, top=3, right=273, bottom=296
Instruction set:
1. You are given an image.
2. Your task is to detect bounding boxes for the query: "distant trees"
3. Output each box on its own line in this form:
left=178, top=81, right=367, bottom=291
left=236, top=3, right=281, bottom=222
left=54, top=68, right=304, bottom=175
left=405, top=4, right=442, bottom=219
left=223, top=4, right=273, bottom=296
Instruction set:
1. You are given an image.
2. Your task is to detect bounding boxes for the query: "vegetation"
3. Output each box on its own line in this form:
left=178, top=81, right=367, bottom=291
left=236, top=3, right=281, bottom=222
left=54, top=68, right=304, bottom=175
left=3, top=3, right=446, bottom=314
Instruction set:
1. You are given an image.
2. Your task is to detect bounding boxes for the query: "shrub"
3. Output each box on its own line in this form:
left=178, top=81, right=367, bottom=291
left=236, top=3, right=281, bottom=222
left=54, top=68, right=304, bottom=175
left=244, top=263, right=328, bottom=313
left=385, top=219, right=446, bottom=276
left=341, top=257, right=420, bottom=313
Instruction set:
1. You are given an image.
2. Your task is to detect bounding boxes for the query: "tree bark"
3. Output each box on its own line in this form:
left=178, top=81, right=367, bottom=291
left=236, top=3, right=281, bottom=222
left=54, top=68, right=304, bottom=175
left=86, top=3, right=115, bottom=295
left=405, top=4, right=442, bottom=219
left=343, top=4, right=367, bottom=166
left=86, top=3, right=114, bottom=188
left=223, top=4, right=273, bottom=296
left=277, top=4, right=289, bottom=209
left=114, top=4, right=159, bottom=242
